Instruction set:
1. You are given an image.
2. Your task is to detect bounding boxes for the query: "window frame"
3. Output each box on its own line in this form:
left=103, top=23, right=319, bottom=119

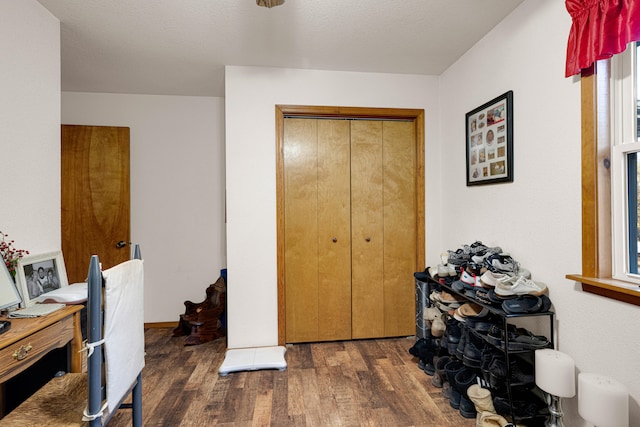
left=567, top=48, right=640, bottom=306
left=610, top=43, right=639, bottom=282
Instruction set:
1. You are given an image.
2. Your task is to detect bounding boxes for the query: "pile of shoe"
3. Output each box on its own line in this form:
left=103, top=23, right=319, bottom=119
left=409, top=240, right=555, bottom=424
left=410, top=319, right=550, bottom=423
left=426, top=252, right=459, bottom=285
left=425, top=241, right=553, bottom=315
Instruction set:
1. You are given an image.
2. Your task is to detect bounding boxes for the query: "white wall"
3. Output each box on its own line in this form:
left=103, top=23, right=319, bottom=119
left=439, top=0, right=640, bottom=425
left=12, top=0, right=636, bottom=423
left=225, top=67, right=442, bottom=348
left=61, top=93, right=226, bottom=323
left=0, top=0, right=60, bottom=254
left=227, top=1, right=640, bottom=424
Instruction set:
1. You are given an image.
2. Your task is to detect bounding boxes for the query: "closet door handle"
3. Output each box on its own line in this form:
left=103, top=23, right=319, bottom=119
left=365, top=237, right=371, bottom=242
left=332, top=237, right=338, bottom=243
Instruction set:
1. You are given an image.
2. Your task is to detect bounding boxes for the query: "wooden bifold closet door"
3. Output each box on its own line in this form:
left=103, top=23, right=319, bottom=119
left=283, top=115, right=418, bottom=343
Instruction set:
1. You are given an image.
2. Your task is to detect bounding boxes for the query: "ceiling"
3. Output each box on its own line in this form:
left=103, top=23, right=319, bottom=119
left=36, top=0, right=524, bottom=97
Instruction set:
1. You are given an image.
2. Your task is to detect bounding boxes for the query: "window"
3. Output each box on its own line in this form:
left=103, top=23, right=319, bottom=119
left=567, top=42, right=640, bottom=306
left=611, top=42, right=640, bottom=285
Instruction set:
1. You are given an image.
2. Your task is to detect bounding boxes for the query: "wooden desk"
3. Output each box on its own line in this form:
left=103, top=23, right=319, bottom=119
left=0, top=305, right=83, bottom=416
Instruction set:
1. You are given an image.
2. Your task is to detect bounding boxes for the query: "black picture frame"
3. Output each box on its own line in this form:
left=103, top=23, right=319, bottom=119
left=465, top=90, right=513, bottom=186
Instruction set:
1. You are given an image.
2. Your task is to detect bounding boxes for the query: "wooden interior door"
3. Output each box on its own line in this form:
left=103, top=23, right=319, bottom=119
left=350, top=120, right=385, bottom=338
left=316, top=119, right=352, bottom=341
left=350, top=120, right=417, bottom=339
left=381, top=121, right=417, bottom=337
left=284, top=118, right=352, bottom=342
left=61, top=125, right=131, bottom=283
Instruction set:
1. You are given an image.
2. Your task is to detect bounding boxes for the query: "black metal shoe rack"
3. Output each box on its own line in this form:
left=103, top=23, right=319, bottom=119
left=415, top=276, right=555, bottom=426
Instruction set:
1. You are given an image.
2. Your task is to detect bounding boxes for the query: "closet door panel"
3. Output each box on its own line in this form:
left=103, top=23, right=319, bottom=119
left=350, top=120, right=385, bottom=339
left=382, top=121, right=417, bottom=337
left=317, top=120, right=352, bottom=341
left=284, top=119, right=320, bottom=342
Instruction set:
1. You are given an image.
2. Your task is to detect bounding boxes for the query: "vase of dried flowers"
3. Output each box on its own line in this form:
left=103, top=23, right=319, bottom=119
left=0, top=231, right=29, bottom=281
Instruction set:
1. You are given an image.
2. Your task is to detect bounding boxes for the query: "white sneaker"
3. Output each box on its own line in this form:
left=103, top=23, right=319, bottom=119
left=440, top=252, right=449, bottom=266
left=437, top=264, right=449, bottom=277
left=429, top=291, right=441, bottom=303
left=495, top=276, right=547, bottom=297
left=480, top=270, right=510, bottom=288
left=517, top=267, right=532, bottom=279
left=428, top=266, right=438, bottom=278
left=459, top=269, right=476, bottom=286
left=447, top=265, right=457, bottom=276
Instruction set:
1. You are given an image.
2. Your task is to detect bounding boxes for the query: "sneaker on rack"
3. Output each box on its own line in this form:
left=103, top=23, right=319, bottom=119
left=485, top=253, right=520, bottom=274
left=440, top=252, right=450, bottom=266
left=480, top=270, right=510, bottom=288
left=486, top=254, right=532, bottom=279
left=495, top=276, right=548, bottom=297
left=465, top=262, right=484, bottom=277
left=452, top=269, right=483, bottom=293
left=466, top=241, right=488, bottom=255
left=429, top=290, right=441, bottom=304
left=446, top=265, right=458, bottom=277
left=448, top=248, right=471, bottom=265
left=437, top=264, right=449, bottom=278
left=516, top=266, right=532, bottom=279
left=471, top=245, right=503, bottom=263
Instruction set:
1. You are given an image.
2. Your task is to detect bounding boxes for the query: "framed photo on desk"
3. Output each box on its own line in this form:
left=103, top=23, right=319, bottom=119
left=15, top=251, right=69, bottom=307
left=0, top=260, right=21, bottom=311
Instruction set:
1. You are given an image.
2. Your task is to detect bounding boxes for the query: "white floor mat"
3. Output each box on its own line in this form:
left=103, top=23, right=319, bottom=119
left=218, top=346, right=287, bottom=376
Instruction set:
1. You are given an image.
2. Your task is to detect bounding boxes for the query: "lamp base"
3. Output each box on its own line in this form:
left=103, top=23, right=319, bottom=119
left=545, top=393, right=565, bottom=427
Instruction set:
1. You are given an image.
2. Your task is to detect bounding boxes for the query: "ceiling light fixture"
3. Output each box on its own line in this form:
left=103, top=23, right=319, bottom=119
left=256, top=0, right=285, bottom=8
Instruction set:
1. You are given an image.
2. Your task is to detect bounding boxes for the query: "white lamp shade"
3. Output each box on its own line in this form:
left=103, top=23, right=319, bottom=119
left=535, top=349, right=576, bottom=397
left=578, top=373, right=628, bottom=427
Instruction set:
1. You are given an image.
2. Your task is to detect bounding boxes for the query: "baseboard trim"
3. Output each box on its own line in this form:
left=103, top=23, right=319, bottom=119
left=144, top=321, right=178, bottom=329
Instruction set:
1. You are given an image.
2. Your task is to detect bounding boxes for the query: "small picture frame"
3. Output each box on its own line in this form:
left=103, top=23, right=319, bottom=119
left=15, top=251, right=69, bottom=307
left=466, top=90, right=513, bottom=186
left=0, top=260, right=21, bottom=311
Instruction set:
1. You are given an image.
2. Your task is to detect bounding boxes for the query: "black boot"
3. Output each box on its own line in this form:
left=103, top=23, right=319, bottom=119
left=433, top=355, right=451, bottom=388
left=444, top=359, right=464, bottom=409
left=454, top=366, right=478, bottom=419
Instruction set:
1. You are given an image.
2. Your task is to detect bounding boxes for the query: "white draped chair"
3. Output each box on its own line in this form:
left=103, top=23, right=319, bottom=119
left=0, top=245, right=144, bottom=426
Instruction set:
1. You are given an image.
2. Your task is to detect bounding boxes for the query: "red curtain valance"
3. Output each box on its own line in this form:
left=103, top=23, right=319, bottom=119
left=566, top=0, right=640, bottom=77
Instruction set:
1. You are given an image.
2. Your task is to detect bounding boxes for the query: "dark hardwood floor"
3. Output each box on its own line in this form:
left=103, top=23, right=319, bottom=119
left=108, top=329, right=475, bottom=426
